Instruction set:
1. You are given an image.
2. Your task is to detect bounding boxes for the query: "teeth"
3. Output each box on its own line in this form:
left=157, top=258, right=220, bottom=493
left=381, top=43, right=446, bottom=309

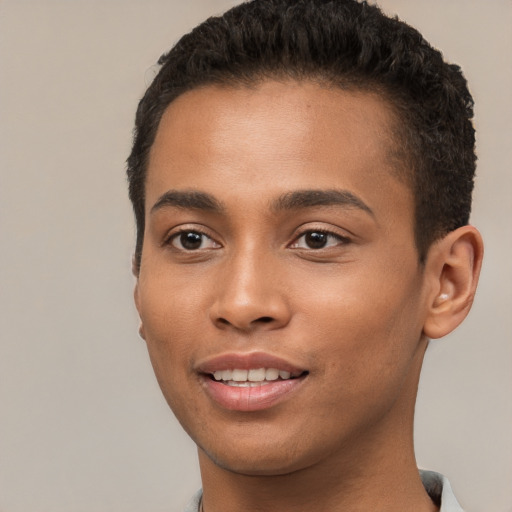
left=212, top=367, right=299, bottom=383
left=232, top=369, right=248, bottom=381
left=265, top=368, right=279, bottom=381
left=226, top=381, right=264, bottom=387
left=222, top=369, right=233, bottom=381
left=248, top=368, right=266, bottom=381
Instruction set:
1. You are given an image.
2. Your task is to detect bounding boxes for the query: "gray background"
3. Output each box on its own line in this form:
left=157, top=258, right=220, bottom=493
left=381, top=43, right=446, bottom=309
left=0, top=1, right=510, bottom=511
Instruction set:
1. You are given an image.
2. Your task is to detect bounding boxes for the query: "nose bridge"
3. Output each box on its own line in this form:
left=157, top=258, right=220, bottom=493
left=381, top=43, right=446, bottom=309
left=211, top=240, right=290, bottom=331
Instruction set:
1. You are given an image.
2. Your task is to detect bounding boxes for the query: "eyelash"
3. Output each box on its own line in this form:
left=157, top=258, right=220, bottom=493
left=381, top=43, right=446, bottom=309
left=166, top=228, right=220, bottom=251
left=164, top=227, right=351, bottom=252
left=289, top=229, right=351, bottom=250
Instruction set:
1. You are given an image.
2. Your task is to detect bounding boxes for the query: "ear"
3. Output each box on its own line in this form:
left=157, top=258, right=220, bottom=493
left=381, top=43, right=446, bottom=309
left=132, top=255, right=146, bottom=340
left=422, top=225, right=483, bottom=339
left=132, top=254, right=141, bottom=313
left=132, top=254, right=140, bottom=278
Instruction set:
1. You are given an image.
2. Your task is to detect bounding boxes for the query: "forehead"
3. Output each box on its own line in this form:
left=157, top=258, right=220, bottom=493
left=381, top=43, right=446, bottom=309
left=146, top=80, right=412, bottom=224
left=151, top=80, right=397, bottom=172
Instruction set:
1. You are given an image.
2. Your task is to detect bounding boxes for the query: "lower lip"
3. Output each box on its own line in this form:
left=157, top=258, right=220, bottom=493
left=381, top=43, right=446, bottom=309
left=200, top=376, right=307, bottom=412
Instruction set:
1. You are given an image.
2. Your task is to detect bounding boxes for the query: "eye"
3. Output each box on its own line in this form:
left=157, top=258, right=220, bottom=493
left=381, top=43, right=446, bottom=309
left=169, top=230, right=220, bottom=251
left=290, top=230, right=350, bottom=250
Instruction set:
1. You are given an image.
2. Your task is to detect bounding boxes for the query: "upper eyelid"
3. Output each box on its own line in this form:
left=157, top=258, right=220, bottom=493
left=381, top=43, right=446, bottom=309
left=290, top=230, right=351, bottom=247
left=161, top=223, right=353, bottom=247
left=161, top=227, right=222, bottom=253
left=297, top=228, right=349, bottom=239
left=167, top=228, right=222, bottom=252
left=290, top=224, right=353, bottom=242
left=164, top=224, right=217, bottom=242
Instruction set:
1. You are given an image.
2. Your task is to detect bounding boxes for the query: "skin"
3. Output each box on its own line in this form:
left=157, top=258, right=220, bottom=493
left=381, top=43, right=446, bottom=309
left=134, top=80, right=483, bottom=512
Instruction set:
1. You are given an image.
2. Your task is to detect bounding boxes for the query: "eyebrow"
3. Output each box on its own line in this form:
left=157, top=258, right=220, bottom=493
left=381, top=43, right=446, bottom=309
left=150, top=190, right=224, bottom=214
left=150, top=188, right=374, bottom=217
left=271, top=189, right=374, bottom=216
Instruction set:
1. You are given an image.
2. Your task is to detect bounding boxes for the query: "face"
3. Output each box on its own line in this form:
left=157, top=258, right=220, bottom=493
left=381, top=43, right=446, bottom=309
left=135, top=80, right=432, bottom=476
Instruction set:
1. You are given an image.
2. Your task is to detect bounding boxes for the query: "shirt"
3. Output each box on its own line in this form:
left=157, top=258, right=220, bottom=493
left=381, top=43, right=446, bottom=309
left=182, top=470, right=464, bottom=511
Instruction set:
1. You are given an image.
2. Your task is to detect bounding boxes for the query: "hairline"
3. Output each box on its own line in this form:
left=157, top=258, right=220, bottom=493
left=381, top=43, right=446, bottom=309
left=134, top=74, right=426, bottom=271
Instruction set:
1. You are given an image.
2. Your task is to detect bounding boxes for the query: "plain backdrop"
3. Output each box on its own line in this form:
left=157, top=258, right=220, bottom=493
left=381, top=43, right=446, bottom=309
left=0, top=1, right=511, bottom=511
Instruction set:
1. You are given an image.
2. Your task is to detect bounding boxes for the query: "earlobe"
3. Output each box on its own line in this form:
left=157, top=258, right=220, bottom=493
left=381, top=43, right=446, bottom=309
left=132, top=255, right=140, bottom=278
left=132, top=256, right=146, bottom=340
left=132, top=254, right=141, bottom=314
left=133, top=284, right=147, bottom=341
left=423, top=225, right=483, bottom=339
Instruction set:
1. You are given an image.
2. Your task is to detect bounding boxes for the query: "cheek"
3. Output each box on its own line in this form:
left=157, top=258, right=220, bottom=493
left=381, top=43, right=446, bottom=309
left=295, top=262, right=424, bottom=384
left=139, top=286, right=204, bottom=429
left=139, top=266, right=207, bottom=336
left=137, top=278, right=199, bottom=386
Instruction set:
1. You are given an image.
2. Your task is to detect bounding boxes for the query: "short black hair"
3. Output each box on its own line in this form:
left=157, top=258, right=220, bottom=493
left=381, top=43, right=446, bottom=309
left=127, top=0, right=476, bottom=270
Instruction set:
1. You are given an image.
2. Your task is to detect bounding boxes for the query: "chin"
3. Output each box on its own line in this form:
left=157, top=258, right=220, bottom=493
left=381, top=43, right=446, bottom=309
left=195, top=429, right=330, bottom=477
left=202, top=447, right=307, bottom=476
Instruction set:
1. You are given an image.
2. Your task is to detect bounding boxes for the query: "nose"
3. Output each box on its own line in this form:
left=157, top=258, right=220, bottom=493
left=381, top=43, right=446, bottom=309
left=209, top=250, right=292, bottom=332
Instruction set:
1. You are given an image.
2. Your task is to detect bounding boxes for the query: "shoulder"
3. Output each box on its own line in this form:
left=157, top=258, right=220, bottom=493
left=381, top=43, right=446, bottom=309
left=183, top=474, right=463, bottom=512
left=182, top=489, right=202, bottom=512
left=420, top=470, right=465, bottom=512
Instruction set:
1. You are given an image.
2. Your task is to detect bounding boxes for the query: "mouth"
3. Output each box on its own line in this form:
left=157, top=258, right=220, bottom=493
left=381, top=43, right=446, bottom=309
left=208, top=367, right=307, bottom=387
left=197, top=353, right=309, bottom=411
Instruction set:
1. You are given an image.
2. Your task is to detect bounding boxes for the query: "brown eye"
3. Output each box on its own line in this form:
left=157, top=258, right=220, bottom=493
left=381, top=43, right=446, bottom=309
left=304, top=231, right=329, bottom=249
left=290, top=230, right=350, bottom=250
left=170, top=230, right=220, bottom=251
left=180, top=232, right=203, bottom=250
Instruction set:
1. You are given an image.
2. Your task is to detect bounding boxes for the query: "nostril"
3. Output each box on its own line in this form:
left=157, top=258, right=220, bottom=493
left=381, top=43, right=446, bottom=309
left=214, top=315, right=275, bottom=330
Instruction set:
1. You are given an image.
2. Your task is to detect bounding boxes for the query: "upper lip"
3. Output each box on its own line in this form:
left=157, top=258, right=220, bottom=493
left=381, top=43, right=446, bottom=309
left=196, top=351, right=308, bottom=376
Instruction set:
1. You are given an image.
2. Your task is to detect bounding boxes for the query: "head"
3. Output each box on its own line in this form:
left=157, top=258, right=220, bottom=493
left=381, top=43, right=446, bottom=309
left=127, top=0, right=483, bottom=480
left=128, top=0, right=476, bottom=272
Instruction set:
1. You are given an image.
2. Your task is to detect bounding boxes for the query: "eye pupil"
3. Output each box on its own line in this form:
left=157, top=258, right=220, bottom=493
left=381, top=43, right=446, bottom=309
left=180, top=231, right=202, bottom=250
left=305, top=231, right=328, bottom=249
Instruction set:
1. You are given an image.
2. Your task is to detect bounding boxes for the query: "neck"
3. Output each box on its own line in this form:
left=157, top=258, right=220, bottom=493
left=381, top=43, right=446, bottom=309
left=198, top=435, right=436, bottom=512
left=198, top=338, right=438, bottom=512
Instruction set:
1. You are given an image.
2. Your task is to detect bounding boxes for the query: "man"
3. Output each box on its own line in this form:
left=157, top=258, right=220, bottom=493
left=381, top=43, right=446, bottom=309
left=126, top=1, right=483, bottom=510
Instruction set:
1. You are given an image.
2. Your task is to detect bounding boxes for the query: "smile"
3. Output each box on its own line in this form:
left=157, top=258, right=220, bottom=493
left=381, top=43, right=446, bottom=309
left=198, top=353, right=309, bottom=411
left=212, top=368, right=300, bottom=386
